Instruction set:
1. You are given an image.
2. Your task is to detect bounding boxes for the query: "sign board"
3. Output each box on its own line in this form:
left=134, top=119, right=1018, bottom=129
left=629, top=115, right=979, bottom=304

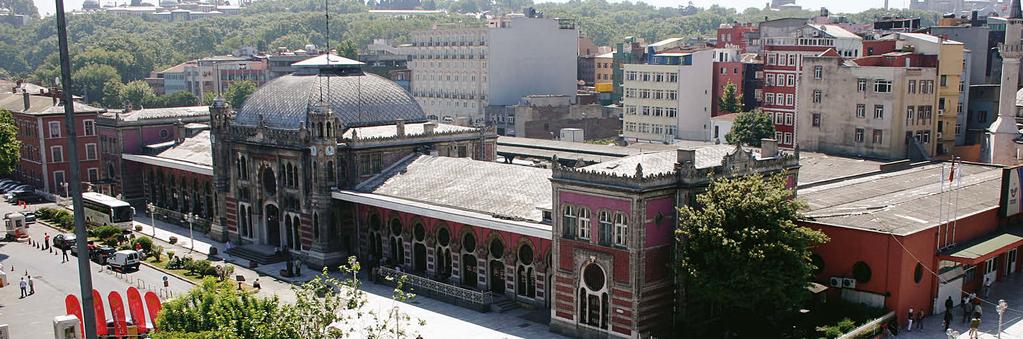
left=1001, top=165, right=1023, bottom=217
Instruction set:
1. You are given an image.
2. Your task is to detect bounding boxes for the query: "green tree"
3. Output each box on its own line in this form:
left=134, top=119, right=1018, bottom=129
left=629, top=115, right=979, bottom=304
left=160, top=91, right=199, bottom=107
left=120, top=80, right=156, bottom=109
left=0, top=109, right=20, bottom=176
left=725, top=110, right=774, bottom=147
left=224, top=80, right=257, bottom=109
left=155, top=278, right=296, bottom=338
left=102, top=79, right=126, bottom=109
left=718, top=81, right=741, bottom=113
left=71, top=64, right=121, bottom=106
left=676, top=174, right=828, bottom=337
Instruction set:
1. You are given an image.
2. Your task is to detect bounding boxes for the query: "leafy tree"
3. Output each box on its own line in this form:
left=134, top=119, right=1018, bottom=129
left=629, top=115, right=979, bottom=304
left=202, top=92, right=217, bottom=106
left=156, top=278, right=296, bottom=338
left=675, top=174, right=828, bottom=337
left=120, top=80, right=156, bottom=109
left=725, top=110, right=774, bottom=147
left=0, top=109, right=20, bottom=176
left=71, top=64, right=121, bottom=106
left=160, top=91, right=199, bottom=107
left=102, top=79, right=126, bottom=109
left=224, top=80, right=257, bottom=109
left=718, top=81, right=741, bottom=114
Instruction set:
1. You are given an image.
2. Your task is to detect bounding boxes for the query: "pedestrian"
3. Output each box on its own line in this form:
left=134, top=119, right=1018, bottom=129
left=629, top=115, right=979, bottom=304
left=974, top=302, right=983, bottom=319
left=18, top=277, right=26, bottom=298
left=44, top=233, right=50, bottom=250
left=27, top=275, right=34, bottom=294
left=963, top=294, right=972, bottom=323
left=984, top=276, right=993, bottom=298
left=61, top=247, right=68, bottom=263
left=907, top=307, right=914, bottom=332
left=916, top=309, right=923, bottom=330
left=253, top=278, right=261, bottom=290
left=944, top=309, right=953, bottom=332
left=945, top=296, right=954, bottom=313
left=969, top=312, right=982, bottom=339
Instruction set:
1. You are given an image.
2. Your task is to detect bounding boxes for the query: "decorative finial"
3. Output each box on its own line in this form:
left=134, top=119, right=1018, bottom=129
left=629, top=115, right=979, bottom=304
left=635, top=163, right=644, bottom=179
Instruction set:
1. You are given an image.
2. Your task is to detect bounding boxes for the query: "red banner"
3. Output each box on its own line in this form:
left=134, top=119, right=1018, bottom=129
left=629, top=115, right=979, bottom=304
left=92, top=289, right=108, bottom=336
left=64, top=294, right=84, bottom=338
left=107, top=291, right=128, bottom=336
left=126, top=287, right=146, bottom=333
left=144, top=291, right=162, bottom=331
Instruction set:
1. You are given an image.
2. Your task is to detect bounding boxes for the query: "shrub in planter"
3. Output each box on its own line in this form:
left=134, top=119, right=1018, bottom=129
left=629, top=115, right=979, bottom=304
left=168, top=236, right=178, bottom=244
left=103, top=236, right=120, bottom=247
left=134, top=225, right=143, bottom=232
left=166, top=250, right=175, bottom=261
left=131, top=237, right=154, bottom=254
left=152, top=245, right=164, bottom=262
left=91, top=225, right=122, bottom=240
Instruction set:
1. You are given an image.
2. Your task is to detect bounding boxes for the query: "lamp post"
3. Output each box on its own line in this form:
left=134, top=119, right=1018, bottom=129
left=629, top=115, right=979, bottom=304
left=61, top=181, right=68, bottom=203
left=147, top=202, right=156, bottom=238
left=998, top=299, right=1008, bottom=339
left=184, top=212, right=195, bottom=252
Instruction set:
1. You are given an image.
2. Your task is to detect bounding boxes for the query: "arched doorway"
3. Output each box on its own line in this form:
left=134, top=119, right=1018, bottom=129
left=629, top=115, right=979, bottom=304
left=516, top=242, right=535, bottom=299
left=389, top=219, right=404, bottom=267
left=265, top=204, right=280, bottom=247
left=436, top=226, right=452, bottom=282
left=368, top=214, right=382, bottom=260
left=462, top=232, right=477, bottom=288
left=489, top=237, right=505, bottom=294
left=412, top=222, right=427, bottom=274
left=261, top=166, right=277, bottom=196
left=545, top=252, right=552, bottom=309
left=579, top=263, right=609, bottom=329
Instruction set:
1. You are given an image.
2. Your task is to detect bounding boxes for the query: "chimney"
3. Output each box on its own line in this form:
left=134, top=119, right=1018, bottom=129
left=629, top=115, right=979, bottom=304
left=424, top=121, right=437, bottom=135
left=677, top=148, right=696, bottom=165
left=761, top=138, right=778, bottom=157
left=395, top=119, right=405, bottom=138
left=22, top=92, right=29, bottom=112
left=175, top=119, right=185, bottom=144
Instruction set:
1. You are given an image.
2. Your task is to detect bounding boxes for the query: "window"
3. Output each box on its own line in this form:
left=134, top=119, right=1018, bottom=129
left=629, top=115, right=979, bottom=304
left=978, top=111, right=988, bottom=123
left=720, top=67, right=727, bottom=75
left=872, top=130, right=883, bottom=144
left=50, top=146, right=63, bottom=163
left=783, top=132, right=792, bottom=145
left=812, top=113, right=821, bottom=127
left=856, top=104, right=866, bottom=118
left=85, top=143, right=97, bottom=160
left=665, top=107, right=677, bottom=118
left=786, top=74, right=795, bottom=87
left=87, top=168, right=99, bottom=181
left=614, top=212, right=628, bottom=246
left=874, top=80, right=892, bottom=93
left=857, top=79, right=867, bottom=92
left=908, top=80, right=916, bottom=94
left=562, top=205, right=577, bottom=238
left=785, top=94, right=794, bottom=106
left=855, top=128, right=865, bottom=143
left=939, top=97, right=946, bottom=111
left=54, top=171, right=66, bottom=188
left=873, top=105, right=884, bottom=119
left=906, top=106, right=915, bottom=125
left=813, top=65, right=823, bottom=79
left=767, top=53, right=777, bottom=65
left=922, top=130, right=931, bottom=143
left=598, top=211, right=612, bottom=245
left=812, top=89, right=822, bottom=103
left=774, top=112, right=784, bottom=125
left=577, top=208, right=591, bottom=240
left=83, top=120, right=95, bottom=136
left=940, top=75, right=948, bottom=87
left=775, top=131, right=783, bottom=141
left=48, top=122, right=61, bottom=138
left=765, top=93, right=775, bottom=105
left=784, top=113, right=794, bottom=126
left=766, top=74, right=775, bottom=86
left=668, top=73, right=678, bottom=83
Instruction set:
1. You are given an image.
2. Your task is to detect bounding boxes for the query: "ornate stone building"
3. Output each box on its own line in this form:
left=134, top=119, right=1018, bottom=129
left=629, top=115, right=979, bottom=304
left=209, top=55, right=496, bottom=267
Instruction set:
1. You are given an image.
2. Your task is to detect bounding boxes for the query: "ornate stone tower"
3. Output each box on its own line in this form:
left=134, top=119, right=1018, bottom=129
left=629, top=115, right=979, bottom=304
left=305, top=98, right=342, bottom=266
left=208, top=96, right=232, bottom=242
left=985, top=0, right=1023, bottom=165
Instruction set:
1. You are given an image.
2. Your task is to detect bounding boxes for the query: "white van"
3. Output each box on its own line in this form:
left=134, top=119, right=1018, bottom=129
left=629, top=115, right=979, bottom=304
left=108, top=250, right=141, bottom=272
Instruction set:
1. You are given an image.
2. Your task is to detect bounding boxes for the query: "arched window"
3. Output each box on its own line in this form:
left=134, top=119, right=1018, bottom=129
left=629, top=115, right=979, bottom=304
left=516, top=243, right=535, bottom=298
left=613, top=212, right=628, bottom=247
left=313, top=213, right=320, bottom=241
left=326, top=161, right=335, bottom=183
left=598, top=211, right=611, bottom=245
left=436, top=226, right=452, bottom=282
left=577, top=208, right=591, bottom=240
left=579, top=263, right=609, bottom=329
left=292, top=215, right=301, bottom=251
left=318, top=122, right=324, bottom=138
left=326, top=122, right=332, bottom=138
left=562, top=205, right=577, bottom=238
left=389, top=219, right=404, bottom=267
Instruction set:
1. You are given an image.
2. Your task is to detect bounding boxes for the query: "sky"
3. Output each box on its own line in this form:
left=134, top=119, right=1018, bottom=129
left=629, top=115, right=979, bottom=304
left=33, top=0, right=908, bottom=19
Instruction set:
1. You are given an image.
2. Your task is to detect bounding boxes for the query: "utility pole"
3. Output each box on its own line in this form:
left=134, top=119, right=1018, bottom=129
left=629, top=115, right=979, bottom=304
left=55, top=0, right=98, bottom=337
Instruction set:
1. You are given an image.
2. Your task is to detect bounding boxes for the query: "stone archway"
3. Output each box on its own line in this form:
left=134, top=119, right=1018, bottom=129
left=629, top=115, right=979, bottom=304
left=265, top=204, right=280, bottom=247
left=489, top=237, right=506, bottom=294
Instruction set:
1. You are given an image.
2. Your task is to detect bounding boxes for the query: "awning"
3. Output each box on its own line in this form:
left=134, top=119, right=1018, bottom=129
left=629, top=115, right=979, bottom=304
left=939, top=232, right=1023, bottom=265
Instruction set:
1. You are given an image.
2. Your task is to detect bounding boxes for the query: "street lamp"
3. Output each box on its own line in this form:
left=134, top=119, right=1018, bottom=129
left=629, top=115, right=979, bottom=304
left=61, top=181, right=69, bottom=200
left=998, top=299, right=1008, bottom=339
left=147, top=202, right=156, bottom=238
left=184, top=212, right=195, bottom=252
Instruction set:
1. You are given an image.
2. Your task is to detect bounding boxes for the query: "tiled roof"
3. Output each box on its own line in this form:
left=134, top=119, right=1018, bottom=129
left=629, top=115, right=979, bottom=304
left=0, top=93, right=104, bottom=115
left=99, top=106, right=210, bottom=122
left=580, top=144, right=760, bottom=178
left=342, top=122, right=475, bottom=139
left=359, top=155, right=553, bottom=222
left=152, top=131, right=212, bottom=167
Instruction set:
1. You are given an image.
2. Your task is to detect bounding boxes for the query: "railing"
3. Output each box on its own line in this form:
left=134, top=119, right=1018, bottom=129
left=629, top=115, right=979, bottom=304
left=377, top=266, right=492, bottom=309
left=98, top=265, right=176, bottom=299
left=837, top=311, right=895, bottom=339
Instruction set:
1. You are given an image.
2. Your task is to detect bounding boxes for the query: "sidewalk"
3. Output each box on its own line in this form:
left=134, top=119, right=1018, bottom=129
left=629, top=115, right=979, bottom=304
left=896, top=274, right=1023, bottom=339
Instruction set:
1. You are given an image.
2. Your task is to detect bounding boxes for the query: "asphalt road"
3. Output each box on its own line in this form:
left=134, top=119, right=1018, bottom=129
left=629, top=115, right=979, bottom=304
left=0, top=201, right=193, bottom=339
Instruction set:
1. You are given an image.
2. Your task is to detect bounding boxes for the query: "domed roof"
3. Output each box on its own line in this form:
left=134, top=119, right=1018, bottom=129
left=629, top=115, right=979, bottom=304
left=234, top=62, right=424, bottom=130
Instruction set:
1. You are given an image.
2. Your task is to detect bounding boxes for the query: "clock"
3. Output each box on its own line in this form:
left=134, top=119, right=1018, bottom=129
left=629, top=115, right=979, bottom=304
left=310, top=146, right=318, bottom=156
left=325, top=146, right=335, bottom=156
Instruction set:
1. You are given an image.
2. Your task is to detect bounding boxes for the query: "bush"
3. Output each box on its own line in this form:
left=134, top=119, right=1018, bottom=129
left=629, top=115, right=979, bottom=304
left=36, top=207, right=55, bottom=220
left=103, top=236, right=120, bottom=248
left=91, top=225, right=123, bottom=240
left=131, top=237, right=154, bottom=254
left=153, top=245, right=164, bottom=262
left=188, top=259, right=213, bottom=277
left=166, top=250, right=175, bottom=261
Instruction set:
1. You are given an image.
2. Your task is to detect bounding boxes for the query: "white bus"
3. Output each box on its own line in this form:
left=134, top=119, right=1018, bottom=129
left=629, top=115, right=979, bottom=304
left=82, top=192, right=135, bottom=230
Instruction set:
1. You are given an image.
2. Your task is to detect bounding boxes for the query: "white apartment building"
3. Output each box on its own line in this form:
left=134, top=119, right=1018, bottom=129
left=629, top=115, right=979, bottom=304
left=622, top=49, right=713, bottom=142
left=407, top=16, right=579, bottom=124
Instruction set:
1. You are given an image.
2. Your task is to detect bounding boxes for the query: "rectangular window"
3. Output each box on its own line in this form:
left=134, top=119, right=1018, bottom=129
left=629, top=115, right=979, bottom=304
left=774, top=112, right=784, bottom=125
left=783, top=132, right=793, bottom=145
left=787, top=74, right=795, bottom=86
left=667, top=91, right=677, bottom=100
left=874, top=80, right=892, bottom=93
left=765, top=93, right=775, bottom=105
left=940, top=75, right=948, bottom=87
left=784, top=113, right=794, bottom=126
left=562, top=205, right=576, bottom=238
left=856, top=104, right=866, bottom=118
left=812, top=113, right=821, bottom=127
left=87, top=168, right=99, bottom=181
left=614, top=212, right=628, bottom=246
left=785, top=94, right=794, bottom=106
left=766, top=74, right=775, bottom=86
left=906, top=106, right=915, bottom=125
left=50, top=146, right=63, bottom=163
left=813, top=65, right=823, bottom=79
left=83, top=120, right=95, bottom=136
left=874, top=105, right=884, bottom=119
left=48, top=121, right=60, bottom=138
left=668, top=73, right=678, bottom=83
left=768, top=54, right=777, bottom=65
left=923, top=130, right=931, bottom=143
left=872, top=130, right=883, bottom=144
left=598, top=211, right=612, bottom=245
left=812, top=89, right=822, bottom=103
left=578, top=208, right=591, bottom=240
left=908, top=80, right=916, bottom=94
left=979, top=111, right=988, bottom=123
left=85, top=143, right=97, bottom=160
left=855, top=128, right=865, bottom=143
left=857, top=79, right=867, bottom=92
left=775, top=131, right=783, bottom=141
left=665, top=107, right=677, bottom=117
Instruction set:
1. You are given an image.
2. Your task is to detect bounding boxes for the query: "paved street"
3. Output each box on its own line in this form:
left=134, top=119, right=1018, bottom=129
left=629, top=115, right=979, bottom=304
left=0, top=201, right=193, bottom=339
left=896, top=274, right=1023, bottom=339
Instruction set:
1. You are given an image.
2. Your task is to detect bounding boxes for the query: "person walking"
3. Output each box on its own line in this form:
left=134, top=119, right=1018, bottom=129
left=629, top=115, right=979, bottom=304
left=27, top=275, right=34, bottom=295
left=61, top=247, right=68, bottom=263
left=945, top=296, right=954, bottom=313
left=969, top=312, right=982, bottom=339
left=944, top=308, right=953, bottom=332
left=963, top=294, right=972, bottom=323
left=44, top=233, right=50, bottom=250
left=907, top=307, right=914, bottom=332
left=984, top=276, right=993, bottom=298
left=18, top=277, right=26, bottom=298
left=916, top=309, right=923, bottom=330
left=253, top=278, right=261, bottom=290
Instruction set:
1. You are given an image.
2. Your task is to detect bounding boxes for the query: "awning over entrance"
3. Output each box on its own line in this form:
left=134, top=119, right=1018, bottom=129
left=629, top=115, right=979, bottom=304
left=939, top=231, right=1023, bottom=265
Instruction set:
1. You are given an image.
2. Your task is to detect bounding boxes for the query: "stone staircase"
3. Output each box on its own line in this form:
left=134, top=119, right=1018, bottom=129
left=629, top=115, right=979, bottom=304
left=225, top=245, right=288, bottom=265
left=490, top=295, right=520, bottom=313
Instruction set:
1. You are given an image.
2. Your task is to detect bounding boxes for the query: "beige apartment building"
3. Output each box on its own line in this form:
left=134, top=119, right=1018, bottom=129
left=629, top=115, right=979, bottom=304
left=798, top=53, right=939, bottom=160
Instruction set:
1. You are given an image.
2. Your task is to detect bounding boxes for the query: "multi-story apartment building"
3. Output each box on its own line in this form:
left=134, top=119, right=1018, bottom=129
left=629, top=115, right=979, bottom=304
left=407, top=15, right=579, bottom=123
left=760, top=19, right=862, bottom=148
left=594, top=51, right=614, bottom=86
left=183, top=55, right=268, bottom=101
left=622, top=49, right=713, bottom=142
left=715, top=22, right=758, bottom=52
left=1, top=90, right=105, bottom=194
left=267, top=47, right=321, bottom=80
left=798, top=51, right=940, bottom=160
left=711, top=48, right=763, bottom=115
left=891, top=33, right=966, bottom=157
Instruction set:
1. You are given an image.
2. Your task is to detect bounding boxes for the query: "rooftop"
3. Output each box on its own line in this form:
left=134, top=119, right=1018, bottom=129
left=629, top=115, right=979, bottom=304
left=358, top=155, right=552, bottom=223
left=98, top=106, right=210, bottom=122
left=809, top=24, right=862, bottom=40
left=0, top=93, right=104, bottom=115
left=800, top=162, right=1003, bottom=236
left=122, top=131, right=213, bottom=176
left=580, top=144, right=761, bottom=178
left=342, top=122, right=475, bottom=140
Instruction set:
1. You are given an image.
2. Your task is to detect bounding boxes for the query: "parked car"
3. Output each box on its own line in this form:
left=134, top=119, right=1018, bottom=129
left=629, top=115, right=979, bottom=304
left=4, top=185, right=30, bottom=195
left=108, top=250, right=141, bottom=272
left=0, top=179, right=16, bottom=187
left=90, top=246, right=116, bottom=265
left=7, top=191, right=45, bottom=204
left=53, top=233, right=76, bottom=250
left=0, top=182, right=22, bottom=192
left=23, top=212, right=34, bottom=224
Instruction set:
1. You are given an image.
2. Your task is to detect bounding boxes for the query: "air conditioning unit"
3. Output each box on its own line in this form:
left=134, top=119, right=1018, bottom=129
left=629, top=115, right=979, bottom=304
left=842, top=278, right=857, bottom=289
left=938, top=109, right=945, bottom=115
left=829, top=276, right=843, bottom=287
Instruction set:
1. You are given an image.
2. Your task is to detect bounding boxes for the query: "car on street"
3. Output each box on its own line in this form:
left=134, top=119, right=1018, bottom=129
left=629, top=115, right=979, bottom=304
left=6, top=191, right=45, bottom=204
left=4, top=185, right=32, bottom=197
left=53, top=233, right=76, bottom=251
left=108, top=250, right=141, bottom=272
left=0, top=182, right=22, bottom=192
left=90, top=246, right=116, bottom=265
left=23, top=212, right=34, bottom=224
